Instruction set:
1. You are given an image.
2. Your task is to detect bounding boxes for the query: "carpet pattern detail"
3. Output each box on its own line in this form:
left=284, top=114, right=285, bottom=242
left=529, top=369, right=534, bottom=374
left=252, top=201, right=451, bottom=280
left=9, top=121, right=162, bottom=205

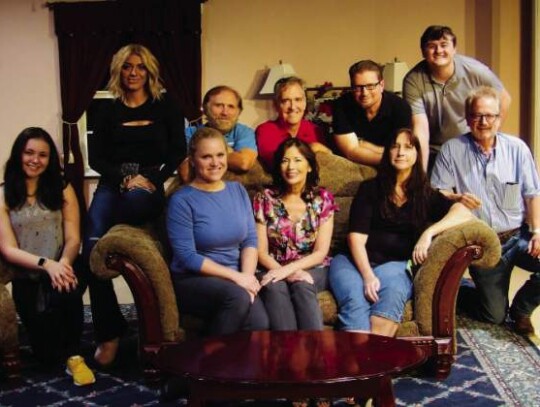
left=457, top=316, right=540, bottom=407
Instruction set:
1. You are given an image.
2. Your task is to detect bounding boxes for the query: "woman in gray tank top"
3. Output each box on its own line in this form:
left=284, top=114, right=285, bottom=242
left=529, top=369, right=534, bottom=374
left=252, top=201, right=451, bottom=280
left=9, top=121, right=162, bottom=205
left=0, top=127, right=95, bottom=386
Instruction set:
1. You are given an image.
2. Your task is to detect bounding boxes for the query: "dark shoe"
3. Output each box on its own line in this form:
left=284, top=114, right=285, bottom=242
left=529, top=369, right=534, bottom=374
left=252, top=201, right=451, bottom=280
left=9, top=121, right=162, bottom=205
left=512, top=314, right=535, bottom=335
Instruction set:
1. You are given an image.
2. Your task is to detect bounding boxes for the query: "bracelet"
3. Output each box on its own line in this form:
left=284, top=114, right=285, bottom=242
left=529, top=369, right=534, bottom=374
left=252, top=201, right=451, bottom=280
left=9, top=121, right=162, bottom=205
left=531, top=228, right=540, bottom=235
left=37, top=257, right=47, bottom=267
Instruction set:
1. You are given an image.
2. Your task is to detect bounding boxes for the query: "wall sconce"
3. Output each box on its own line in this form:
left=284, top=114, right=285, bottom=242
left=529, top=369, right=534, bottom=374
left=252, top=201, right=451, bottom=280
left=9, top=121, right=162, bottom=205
left=383, top=59, right=409, bottom=94
left=259, top=61, right=297, bottom=95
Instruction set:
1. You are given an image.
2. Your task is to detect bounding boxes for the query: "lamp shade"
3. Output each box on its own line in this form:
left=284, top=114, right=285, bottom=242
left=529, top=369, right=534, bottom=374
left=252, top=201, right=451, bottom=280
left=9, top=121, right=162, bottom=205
left=383, top=61, right=409, bottom=93
left=260, top=62, right=297, bottom=95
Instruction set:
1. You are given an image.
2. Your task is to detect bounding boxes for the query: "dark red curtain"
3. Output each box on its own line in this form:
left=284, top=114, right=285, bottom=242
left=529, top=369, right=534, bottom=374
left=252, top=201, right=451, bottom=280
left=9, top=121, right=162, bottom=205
left=51, top=0, right=202, bottom=213
left=112, top=0, right=202, bottom=120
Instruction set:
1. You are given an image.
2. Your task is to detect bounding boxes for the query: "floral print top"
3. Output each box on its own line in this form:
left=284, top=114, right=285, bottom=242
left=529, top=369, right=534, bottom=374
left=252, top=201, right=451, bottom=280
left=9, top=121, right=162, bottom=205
left=253, top=187, right=338, bottom=267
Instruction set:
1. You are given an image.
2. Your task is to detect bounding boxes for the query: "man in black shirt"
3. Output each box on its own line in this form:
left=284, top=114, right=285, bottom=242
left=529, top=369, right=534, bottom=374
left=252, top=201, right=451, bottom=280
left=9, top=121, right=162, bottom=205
left=333, top=60, right=411, bottom=165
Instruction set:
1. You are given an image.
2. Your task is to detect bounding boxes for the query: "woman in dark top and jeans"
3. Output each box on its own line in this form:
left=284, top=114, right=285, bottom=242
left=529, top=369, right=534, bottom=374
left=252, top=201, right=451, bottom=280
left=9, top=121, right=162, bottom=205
left=83, top=44, right=185, bottom=366
left=329, top=128, right=472, bottom=337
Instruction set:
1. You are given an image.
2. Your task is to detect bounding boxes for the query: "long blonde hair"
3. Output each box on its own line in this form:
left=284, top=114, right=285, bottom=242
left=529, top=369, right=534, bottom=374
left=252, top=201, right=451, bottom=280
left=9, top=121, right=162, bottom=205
left=107, top=44, right=164, bottom=102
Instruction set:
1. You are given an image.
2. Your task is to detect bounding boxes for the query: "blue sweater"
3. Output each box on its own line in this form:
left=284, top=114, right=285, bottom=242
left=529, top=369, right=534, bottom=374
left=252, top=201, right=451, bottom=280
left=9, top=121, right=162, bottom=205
left=167, top=182, right=257, bottom=274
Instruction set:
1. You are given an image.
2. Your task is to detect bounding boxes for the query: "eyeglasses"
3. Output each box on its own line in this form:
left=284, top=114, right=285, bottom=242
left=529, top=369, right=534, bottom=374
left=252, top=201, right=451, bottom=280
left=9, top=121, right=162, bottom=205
left=351, top=82, right=380, bottom=92
left=469, top=113, right=500, bottom=124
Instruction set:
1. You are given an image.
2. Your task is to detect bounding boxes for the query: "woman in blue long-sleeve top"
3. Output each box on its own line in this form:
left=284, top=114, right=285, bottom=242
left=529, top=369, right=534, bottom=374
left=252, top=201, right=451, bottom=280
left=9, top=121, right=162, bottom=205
left=167, top=127, right=269, bottom=335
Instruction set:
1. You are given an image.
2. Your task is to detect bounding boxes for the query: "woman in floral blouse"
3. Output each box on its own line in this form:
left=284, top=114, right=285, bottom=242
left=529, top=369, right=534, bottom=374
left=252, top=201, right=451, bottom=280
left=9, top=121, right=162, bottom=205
left=253, top=138, right=338, bottom=330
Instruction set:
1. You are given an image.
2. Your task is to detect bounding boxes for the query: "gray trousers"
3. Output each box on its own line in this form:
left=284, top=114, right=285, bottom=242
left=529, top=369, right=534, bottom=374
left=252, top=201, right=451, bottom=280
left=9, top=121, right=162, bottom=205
left=259, top=266, right=328, bottom=330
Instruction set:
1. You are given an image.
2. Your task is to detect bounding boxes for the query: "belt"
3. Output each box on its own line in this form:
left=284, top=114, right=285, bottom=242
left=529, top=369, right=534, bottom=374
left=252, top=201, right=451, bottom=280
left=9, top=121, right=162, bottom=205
left=497, top=227, right=520, bottom=244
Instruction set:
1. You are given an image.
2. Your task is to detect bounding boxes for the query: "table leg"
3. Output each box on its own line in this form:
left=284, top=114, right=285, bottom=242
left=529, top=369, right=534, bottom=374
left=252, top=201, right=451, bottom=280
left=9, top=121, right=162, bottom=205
left=373, top=376, right=395, bottom=407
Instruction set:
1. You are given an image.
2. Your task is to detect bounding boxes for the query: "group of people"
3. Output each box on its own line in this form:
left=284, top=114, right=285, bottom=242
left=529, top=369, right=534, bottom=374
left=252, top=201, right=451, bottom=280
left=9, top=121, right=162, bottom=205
left=1, top=25, right=538, bottom=402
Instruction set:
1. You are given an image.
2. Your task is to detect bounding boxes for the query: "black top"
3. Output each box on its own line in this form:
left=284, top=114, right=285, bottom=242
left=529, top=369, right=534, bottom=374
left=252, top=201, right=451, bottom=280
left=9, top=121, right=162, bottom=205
left=349, top=179, right=453, bottom=265
left=90, top=95, right=186, bottom=188
left=332, top=91, right=412, bottom=147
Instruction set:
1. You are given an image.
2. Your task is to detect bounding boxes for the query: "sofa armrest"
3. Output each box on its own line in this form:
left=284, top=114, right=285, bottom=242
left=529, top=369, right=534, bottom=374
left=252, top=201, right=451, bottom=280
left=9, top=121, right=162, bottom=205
left=0, top=282, right=20, bottom=378
left=90, top=224, right=182, bottom=343
left=413, top=219, right=501, bottom=337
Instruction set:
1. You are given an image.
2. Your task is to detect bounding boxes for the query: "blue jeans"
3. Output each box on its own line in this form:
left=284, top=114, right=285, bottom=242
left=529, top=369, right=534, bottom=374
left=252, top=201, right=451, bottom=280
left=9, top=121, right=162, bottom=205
left=259, top=266, right=328, bottom=331
left=82, top=183, right=165, bottom=342
left=172, top=274, right=269, bottom=335
left=328, top=254, right=412, bottom=331
left=469, top=225, right=540, bottom=323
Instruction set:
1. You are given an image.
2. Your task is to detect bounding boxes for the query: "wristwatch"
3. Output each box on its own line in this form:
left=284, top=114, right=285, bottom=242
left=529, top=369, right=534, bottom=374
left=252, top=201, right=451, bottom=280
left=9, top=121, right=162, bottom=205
left=37, top=257, right=47, bottom=267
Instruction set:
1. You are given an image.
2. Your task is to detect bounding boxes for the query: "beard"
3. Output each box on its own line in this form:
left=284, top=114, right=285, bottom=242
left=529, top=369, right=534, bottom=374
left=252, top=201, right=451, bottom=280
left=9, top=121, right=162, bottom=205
left=208, top=117, right=237, bottom=134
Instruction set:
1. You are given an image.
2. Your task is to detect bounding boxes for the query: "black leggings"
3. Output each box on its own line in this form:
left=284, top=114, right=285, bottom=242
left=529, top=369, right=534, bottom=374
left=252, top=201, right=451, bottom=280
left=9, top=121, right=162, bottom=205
left=12, top=275, right=84, bottom=365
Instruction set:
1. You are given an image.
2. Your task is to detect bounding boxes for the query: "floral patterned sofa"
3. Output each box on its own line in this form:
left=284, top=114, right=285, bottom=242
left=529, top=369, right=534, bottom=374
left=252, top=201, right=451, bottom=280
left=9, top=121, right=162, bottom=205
left=89, top=152, right=501, bottom=382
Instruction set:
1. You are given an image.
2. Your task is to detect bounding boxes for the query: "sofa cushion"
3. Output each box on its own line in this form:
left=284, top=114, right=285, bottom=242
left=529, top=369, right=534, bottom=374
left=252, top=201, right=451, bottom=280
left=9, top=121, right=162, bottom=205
left=316, top=152, right=376, bottom=197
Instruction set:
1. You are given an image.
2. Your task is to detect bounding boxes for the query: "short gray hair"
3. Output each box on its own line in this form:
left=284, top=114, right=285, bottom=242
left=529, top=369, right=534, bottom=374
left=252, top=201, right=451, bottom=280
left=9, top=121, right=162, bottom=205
left=465, top=86, right=501, bottom=117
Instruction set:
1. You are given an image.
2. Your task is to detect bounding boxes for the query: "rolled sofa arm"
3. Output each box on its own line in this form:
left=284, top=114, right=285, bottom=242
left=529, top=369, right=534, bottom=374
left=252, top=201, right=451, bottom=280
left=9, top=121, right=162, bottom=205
left=0, top=282, right=20, bottom=378
left=413, top=219, right=501, bottom=336
left=90, top=224, right=182, bottom=342
left=0, top=256, right=19, bottom=376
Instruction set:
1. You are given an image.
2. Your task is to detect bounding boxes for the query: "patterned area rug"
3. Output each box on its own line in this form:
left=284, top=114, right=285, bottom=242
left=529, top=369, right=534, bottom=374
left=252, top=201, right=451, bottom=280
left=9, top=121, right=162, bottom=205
left=1, top=307, right=538, bottom=406
left=394, top=316, right=540, bottom=407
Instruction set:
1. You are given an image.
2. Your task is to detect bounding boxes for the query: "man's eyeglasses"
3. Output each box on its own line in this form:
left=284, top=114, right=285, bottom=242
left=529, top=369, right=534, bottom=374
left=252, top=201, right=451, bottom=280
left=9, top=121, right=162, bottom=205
left=351, top=82, right=380, bottom=92
left=469, top=113, right=500, bottom=124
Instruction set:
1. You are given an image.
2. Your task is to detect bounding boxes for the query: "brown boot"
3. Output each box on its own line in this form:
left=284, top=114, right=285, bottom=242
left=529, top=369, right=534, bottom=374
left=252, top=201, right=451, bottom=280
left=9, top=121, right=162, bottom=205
left=512, top=314, right=535, bottom=335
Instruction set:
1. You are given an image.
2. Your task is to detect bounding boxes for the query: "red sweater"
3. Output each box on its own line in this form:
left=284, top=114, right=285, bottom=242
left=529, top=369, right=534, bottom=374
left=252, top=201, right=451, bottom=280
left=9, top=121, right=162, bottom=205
left=255, top=118, right=326, bottom=170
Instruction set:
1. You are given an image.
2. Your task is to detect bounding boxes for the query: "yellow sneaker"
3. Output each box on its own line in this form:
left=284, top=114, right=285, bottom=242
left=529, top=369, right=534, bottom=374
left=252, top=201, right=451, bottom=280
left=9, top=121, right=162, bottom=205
left=66, top=355, right=96, bottom=386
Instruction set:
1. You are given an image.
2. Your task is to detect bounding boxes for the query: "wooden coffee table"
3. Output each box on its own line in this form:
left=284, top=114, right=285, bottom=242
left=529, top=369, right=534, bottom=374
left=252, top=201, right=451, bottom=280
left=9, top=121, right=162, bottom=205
left=157, top=330, right=426, bottom=407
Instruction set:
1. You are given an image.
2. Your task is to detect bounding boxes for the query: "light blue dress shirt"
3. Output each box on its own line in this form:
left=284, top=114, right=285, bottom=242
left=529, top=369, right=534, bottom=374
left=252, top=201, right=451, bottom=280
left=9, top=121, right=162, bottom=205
left=431, top=132, right=540, bottom=233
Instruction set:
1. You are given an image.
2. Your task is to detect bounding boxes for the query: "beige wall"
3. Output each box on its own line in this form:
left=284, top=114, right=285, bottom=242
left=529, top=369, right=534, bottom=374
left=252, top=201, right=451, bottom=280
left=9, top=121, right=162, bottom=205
left=0, top=0, right=522, bottom=182
left=202, top=0, right=466, bottom=126
left=0, top=0, right=61, bottom=173
left=492, top=0, right=522, bottom=135
left=201, top=0, right=520, bottom=135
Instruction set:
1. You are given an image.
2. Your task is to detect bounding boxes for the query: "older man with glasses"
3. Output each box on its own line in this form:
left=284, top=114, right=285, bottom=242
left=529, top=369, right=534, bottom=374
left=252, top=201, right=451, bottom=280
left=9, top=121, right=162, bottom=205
left=431, top=86, right=540, bottom=336
left=332, top=59, right=411, bottom=165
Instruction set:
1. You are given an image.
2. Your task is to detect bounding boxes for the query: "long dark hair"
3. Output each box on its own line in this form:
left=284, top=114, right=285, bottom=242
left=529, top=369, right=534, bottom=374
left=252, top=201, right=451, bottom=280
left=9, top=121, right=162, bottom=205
left=272, top=137, right=320, bottom=198
left=4, top=127, right=64, bottom=210
left=377, top=128, right=435, bottom=228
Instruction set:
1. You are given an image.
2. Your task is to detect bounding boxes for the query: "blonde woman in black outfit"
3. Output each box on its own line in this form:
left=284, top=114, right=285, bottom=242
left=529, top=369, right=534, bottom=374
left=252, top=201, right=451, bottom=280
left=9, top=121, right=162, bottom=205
left=83, top=44, right=186, bottom=366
